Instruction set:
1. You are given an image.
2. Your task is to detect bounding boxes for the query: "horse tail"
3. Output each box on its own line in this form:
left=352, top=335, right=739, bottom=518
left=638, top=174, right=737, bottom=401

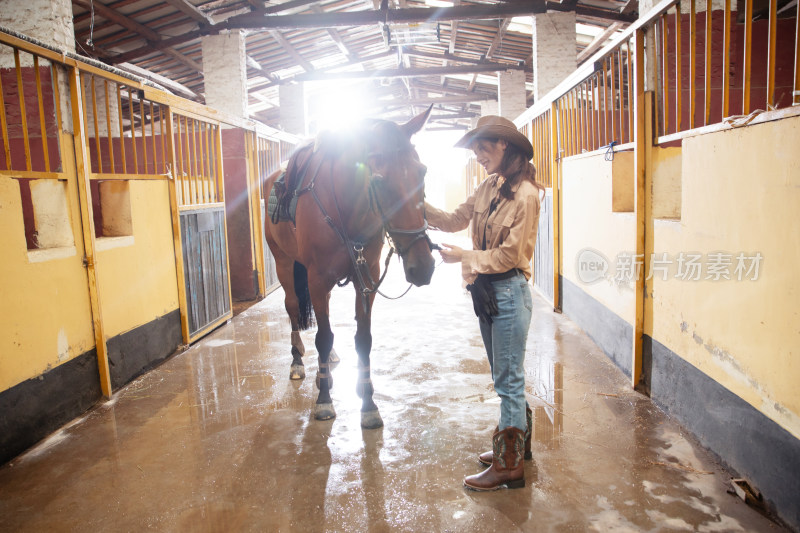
left=293, top=261, right=315, bottom=331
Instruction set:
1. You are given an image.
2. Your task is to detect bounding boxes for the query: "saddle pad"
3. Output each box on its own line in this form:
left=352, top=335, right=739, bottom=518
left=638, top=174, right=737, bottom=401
left=267, top=172, right=299, bottom=224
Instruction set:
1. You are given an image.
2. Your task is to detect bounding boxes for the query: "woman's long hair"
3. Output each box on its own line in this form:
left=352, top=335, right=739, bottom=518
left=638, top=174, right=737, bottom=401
left=492, top=139, right=544, bottom=200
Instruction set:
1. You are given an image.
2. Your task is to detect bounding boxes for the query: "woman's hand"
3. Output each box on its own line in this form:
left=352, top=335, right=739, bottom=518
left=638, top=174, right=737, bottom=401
left=439, top=243, right=464, bottom=263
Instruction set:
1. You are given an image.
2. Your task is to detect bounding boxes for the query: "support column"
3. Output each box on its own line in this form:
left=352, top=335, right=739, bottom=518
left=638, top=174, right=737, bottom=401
left=498, top=69, right=527, bottom=120
left=201, top=31, right=248, bottom=117
left=0, top=0, right=75, bottom=53
left=480, top=100, right=499, bottom=118
left=532, top=12, right=577, bottom=101
left=279, top=83, right=307, bottom=136
left=202, top=31, right=257, bottom=301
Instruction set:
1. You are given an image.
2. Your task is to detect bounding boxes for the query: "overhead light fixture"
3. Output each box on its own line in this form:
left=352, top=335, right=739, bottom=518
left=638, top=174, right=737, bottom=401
left=383, top=23, right=441, bottom=47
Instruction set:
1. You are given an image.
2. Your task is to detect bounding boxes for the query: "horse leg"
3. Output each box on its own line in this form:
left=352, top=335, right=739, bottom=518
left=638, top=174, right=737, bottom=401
left=326, top=292, right=340, bottom=364
left=355, top=285, right=383, bottom=429
left=310, top=281, right=336, bottom=421
left=271, top=248, right=307, bottom=380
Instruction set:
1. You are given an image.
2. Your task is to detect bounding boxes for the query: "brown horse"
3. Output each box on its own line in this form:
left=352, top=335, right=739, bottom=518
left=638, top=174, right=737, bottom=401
left=263, top=106, right=436, bottom=429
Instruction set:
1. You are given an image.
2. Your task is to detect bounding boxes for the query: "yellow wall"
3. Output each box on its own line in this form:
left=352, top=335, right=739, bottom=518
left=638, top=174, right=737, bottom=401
left=1, top=168, right=179, bottom=393
left=0, top=174, right=94, bottom=391
left=648, top=115, right=800, bottom=440
left=95, top=180, right=179, bottom=338
left=561, top=150, right=637, bottom=325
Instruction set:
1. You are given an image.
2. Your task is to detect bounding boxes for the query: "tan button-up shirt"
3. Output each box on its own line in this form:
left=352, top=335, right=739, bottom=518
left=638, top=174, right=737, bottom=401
left=426, top=174, right=542, bottom=284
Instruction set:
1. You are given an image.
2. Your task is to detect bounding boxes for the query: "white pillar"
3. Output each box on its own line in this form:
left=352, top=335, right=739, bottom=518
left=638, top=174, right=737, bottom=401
left=279, top=83, right=307, bottom=136
left=201, top=31, right=248, bottom=118
left=532, top=12, right=577, bottom=101
left=480, top=100, right=499, bottom=117
left=0, top=0, right=75, bottom=54
left=498, top=69, right=528, bottom=120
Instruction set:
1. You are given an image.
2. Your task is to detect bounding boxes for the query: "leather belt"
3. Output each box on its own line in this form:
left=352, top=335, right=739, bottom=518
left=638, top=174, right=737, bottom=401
left=483, top=268, right=522, bottom=282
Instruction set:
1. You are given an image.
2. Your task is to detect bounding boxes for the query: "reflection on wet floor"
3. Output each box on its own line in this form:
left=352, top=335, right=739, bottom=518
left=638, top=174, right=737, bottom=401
left=0, top=260, right=785, bottom=532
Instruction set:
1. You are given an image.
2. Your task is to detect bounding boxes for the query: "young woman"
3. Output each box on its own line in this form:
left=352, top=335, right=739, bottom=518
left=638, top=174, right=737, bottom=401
left=426, top=115, right=543, bottom=491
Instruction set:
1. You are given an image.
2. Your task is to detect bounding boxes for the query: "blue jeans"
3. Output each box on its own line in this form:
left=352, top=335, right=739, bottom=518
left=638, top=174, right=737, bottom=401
left=478, top=272, right=533, bottom=432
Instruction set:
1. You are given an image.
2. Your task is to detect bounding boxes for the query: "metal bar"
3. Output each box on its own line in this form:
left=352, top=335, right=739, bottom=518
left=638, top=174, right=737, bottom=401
left=164, top=108, right=191, bottom=344
left=618, top=48, right=625, bottom=141
left=33, top=56, right=50, bottom=173
left=796, top=0, right=800, bottom=105
left=14, top=49, right=32, bottom=171
left=723, top=0, right=731, bottom=116
left=175, top=113, right=186, bottom=205
left=204, top=121, right=214, bottom=202
left=627, top=42, right=634, bottom=142
left=68, top=66, right=112, bottom=398
left=128, top=86, right=138, bottom=173
left=661, top=16, right=670, bottom=135
left=214, top=125, right=225, bottom=204
left=766, top=0, right=777, bottom=108
left=589, top=74, right=599, bottom=150
left=743, top=0, right=753, bottom=114
left=139, top=95, right=148, bottom=173
left=602, top=59, right=609, bottom=145
left=631, top=29, right=648, bottom=390
left=0, top=61, right=11, bottom=170
left=550, top=101, right=560, bottom=311
left=610, top=55, right=617, bottom=142
left=569, top=90, right=576, bottom=156
left=150, top=101, right=157, bottom=174
left=690, top=0, right=696, bottom=129
left=159, top=106, right=166, bottom=173
left=89, top=172, right=168, bottom=180
left=675, top=2, right=682, bottom=130
left=50, top=64, right=63, bottom=159
left=104, top=81, right=114, bottom=172
left=704, top=0, right=712, bottom=125
left=581, top=81, right=592, bottom=152
left=89, top=75, right=102, bottom=173
left=116, top=85, right=127, bottom=172
left=188, top=117, right=198, bottom=205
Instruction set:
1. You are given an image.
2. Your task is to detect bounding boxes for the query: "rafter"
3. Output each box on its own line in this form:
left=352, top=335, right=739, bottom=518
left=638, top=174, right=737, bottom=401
left=486, top=18, right=512, bottom=60
left=311, top=5, right=357, bottom=60
left=73, top=0, right=161, bottom=42
left=577, top=22, right=624, bottom=64
left=280, top=63, right=525, bottom=84
left=269, top=30, right=315, bottom=71
left=162, top=0, right=214, bottom=25
left=221, top=3, right=548, bottom=30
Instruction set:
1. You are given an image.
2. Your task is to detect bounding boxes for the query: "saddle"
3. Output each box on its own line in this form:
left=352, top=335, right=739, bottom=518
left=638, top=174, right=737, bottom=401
left=267, top=140, right=318, bottom=224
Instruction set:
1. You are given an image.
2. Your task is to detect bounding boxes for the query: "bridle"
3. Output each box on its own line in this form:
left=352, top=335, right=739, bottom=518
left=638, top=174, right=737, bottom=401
left=367, top=164, right=439, bottom=258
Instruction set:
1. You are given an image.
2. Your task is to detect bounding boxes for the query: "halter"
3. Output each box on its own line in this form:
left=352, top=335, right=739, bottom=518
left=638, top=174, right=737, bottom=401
left=367, top=173, right=439, bottom=258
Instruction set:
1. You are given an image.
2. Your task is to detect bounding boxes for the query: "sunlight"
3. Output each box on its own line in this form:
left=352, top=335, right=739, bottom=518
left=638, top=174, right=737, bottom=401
left=307, top=82, right=370, bottom=135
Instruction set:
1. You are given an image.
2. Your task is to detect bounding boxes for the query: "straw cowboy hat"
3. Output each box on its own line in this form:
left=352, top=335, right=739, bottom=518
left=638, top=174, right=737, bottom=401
left=455, top=115, right=534, bottom=161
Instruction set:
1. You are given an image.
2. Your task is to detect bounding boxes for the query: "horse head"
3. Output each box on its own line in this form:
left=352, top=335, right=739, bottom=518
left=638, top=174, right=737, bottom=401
left=365, top=106, right=435, bottom=287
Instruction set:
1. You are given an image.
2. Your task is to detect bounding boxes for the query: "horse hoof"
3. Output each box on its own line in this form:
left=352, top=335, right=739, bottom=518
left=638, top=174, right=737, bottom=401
left=290, top=365, right=305, bottom=380
left=328, top=349, right=340, bottom=364
left=314, top=403, right=336, bottom=421
left=361, top=409, right=383, bottom=429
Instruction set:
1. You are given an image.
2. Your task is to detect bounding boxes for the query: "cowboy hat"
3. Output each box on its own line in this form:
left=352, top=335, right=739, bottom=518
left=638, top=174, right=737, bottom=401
left=454, top=115, right=534, bottom=161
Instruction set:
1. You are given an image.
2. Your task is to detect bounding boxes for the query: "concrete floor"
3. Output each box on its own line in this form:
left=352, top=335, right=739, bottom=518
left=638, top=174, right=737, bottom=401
left=0, top=256, right=786, bottom=532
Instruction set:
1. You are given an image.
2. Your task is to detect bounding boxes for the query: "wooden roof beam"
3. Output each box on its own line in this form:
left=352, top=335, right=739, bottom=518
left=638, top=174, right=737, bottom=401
left=162, top=0, right=214, bottom=25
left=269, top=30, right=315, bottom=71
left=282, top=62, right=525, bottom=84
left=221, top=2, right=548, bottom=30
left=576, top=22, right=624, bottom=64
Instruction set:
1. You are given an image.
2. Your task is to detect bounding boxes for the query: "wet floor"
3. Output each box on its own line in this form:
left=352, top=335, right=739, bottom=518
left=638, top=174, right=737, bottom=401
left=0, top=247, right=785, bottom=532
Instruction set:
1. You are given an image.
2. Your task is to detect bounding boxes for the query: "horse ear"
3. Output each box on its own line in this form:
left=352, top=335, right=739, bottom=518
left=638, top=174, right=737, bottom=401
left=400, top=104, right=433, bottom=138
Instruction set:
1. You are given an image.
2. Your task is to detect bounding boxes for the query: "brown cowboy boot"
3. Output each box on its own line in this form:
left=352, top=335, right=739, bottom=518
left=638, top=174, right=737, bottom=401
left=478, top=405, right=533, bottom=466
left=464, top=427, right=525, bottom=491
